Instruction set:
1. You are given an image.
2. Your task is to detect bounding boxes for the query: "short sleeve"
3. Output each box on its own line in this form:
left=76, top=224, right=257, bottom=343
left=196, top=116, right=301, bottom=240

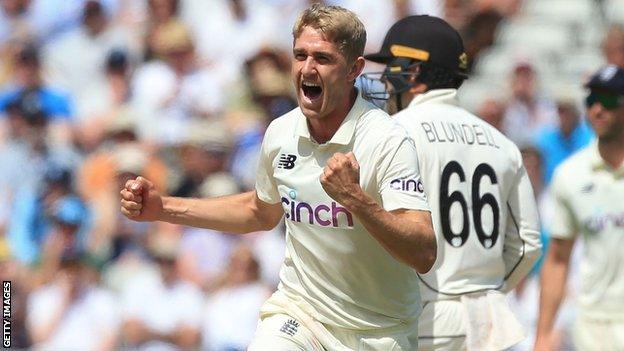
left=378, top=138, right=430, bottom=212
left=254, top=130, right=280, bottom=204
left=547, top=169, right=577, bottom=239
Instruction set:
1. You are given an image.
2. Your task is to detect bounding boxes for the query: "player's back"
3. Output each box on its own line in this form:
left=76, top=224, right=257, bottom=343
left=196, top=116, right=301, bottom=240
left=394, top=90, right=528, bottom=302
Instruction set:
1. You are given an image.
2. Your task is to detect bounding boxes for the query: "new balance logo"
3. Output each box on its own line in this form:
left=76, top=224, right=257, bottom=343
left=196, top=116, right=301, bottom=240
left=279, top=319, right=300, bottom=336
left=278, top=154, right=297, bottom=169
left=581, top=183, right=594, bottom=193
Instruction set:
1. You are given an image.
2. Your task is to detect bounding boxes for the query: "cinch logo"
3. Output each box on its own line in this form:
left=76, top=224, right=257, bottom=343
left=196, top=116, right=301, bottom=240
left=583, top=212, right=624, bottom=233
left=278, top=154, right=297, bottom=169
left=390, top=178, right=424, bottom=193
left=281, top=197, right=354, bottom=228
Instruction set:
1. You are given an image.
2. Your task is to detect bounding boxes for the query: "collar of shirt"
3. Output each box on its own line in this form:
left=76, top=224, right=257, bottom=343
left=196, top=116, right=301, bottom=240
left=589, top=141, right=624, bottom=178
left=407, top=88, right=459, bottom=109
left=294, top=89, right=367, bottom=145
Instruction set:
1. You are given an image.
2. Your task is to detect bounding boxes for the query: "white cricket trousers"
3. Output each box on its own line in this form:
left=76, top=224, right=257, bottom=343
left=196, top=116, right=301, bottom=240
left=248, top=290, right=419, bottom=351
left=573, top=314, right=624, bottom=351
left=417, top=291, right=525, bottom=351
left=248, top=313, right=419, bottom=351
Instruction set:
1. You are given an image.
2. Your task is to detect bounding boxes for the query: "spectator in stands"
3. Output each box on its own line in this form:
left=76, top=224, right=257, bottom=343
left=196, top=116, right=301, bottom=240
left=131, top=20, right=224, bottom=145
left=503, top=61, right=558, bottom=145
left=76, top=49, right=135, bottom=151
left=8, top=164, right=89, bottom=266
left=507, top=145, right=546, bottom=351
left=202, top=244, right=271, bottom=351
left=177, top=173, right=241, bottom=289
left=38, top=194, right=92, bottom=274
left=172, top=120, right=233, bottom=198
left=181, top=0, right=279, bottom=84
left=0, top=0, right=91, bottom=47
left=227, top=108, right=265, bottom=191
left=0, top=0, right=33, bottom=47
left=0, top=92, right=81, bottom=245
left=0, top=43, right=74, bottom=143
left=27, top=251, right=119, bottom=351
left=518, top=146, right=549, bottom=271
left=143, top=0, right=181, bottom=61
left=462, top=9, right=503, bottom=71
left=79, top=131, right=167, bottom=261
left=243, top=49, right=298, bottom=121
left=602, top=24, right=624, bottom=68
left=508, top=144, right=578, bottom=351
left=535, top=96, right=594, bottom=184
left=43, top=0, right=135, bottom=107
left=227, top=47, right=296, bottom=190
left=120, top=234, right=203, bottom=351
left=477, top=98, right=505, bottom=131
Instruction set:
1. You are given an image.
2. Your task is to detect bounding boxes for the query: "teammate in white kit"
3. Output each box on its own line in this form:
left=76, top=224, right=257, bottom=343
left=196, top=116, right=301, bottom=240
left=120, top=5, right=437, bottom=350
left=534, top=65, right=624, bottom=351
left=362, top=16, right=542, bottom=350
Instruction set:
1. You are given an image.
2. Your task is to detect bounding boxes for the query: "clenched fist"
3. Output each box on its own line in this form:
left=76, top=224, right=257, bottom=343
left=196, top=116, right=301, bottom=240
left=320, top=152, right=362, bottom=206
left=120, top=176, right=163, bottom=222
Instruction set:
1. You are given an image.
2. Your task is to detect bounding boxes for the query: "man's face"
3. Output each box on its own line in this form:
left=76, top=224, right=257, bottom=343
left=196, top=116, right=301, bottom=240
left=292, top=26, right=356, bottom=120
left=587, top=95, right=624, bottom=140
left=557, top=103, right=579, bottom=136
left=511, top=66, right=536, bottom=101
left=15, top=60, right=39, bottom=88
left=478, top=99, right=505, bottom=131
left=603, top=34, right=624, bottom=68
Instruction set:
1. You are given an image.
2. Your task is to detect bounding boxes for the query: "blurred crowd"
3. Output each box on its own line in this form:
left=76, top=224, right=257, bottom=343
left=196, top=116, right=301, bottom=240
left=0, top=0, right=621, bottom=350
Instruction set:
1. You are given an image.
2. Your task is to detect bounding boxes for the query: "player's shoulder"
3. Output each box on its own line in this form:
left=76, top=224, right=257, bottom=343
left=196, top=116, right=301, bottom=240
left=459, top=107, right=523, bottom=159
left=358, top=100, right=409, bottom=138
left=552, top=144, right=595, bottom=183
left=395, top=102, right=520, bottom=153
left=263, top=107, right=301, bottom=141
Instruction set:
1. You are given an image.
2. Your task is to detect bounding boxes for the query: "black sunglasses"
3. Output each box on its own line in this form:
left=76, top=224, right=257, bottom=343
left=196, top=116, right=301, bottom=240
left=585, top=92, right=624, bottom=110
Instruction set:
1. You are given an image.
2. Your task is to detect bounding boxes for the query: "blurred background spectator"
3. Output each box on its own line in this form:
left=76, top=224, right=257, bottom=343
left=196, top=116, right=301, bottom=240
left=120, top=233, right=203, bottom=350
left=43, top=0, right=136, bottom=112
left=502, top=61, right=558, bottom=145
left=27, top=251, right=119, bottom=351
left=0, top=43, right=74, bottom=143
left=603, top=24, right=624, bottom=68
left=201, top=244, right=271, bottom=351
left=534, top=94, right=594, bottom=184
left=0, top=0, right=622, bottom=350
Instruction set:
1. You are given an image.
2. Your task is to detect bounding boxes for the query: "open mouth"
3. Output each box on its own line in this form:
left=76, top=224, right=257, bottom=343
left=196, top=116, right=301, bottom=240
left=302, top=81, right=323, bottom=101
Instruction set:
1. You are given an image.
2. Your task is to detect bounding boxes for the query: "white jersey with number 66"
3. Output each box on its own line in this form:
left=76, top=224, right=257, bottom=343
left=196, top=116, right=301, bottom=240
left=393, top=89, right=542, bottom=302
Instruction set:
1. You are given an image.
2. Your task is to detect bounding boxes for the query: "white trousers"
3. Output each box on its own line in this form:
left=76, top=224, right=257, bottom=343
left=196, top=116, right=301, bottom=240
left=248, top=313, right=420, bottom=351
left=417, top=291, right=525, bottom=351
left=573, top=315, right=624, bottom=351
left=248, top=289, right=419, bottom=351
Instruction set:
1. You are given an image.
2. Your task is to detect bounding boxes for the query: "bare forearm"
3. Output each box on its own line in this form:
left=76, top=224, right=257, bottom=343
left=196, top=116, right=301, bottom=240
left=160, top=191, right=280, bottom=234
left=536, top=252, right=569, bottom=338
left=171, top=328, right=200, bottom=349
left=342, top=191, right=436, bottom=273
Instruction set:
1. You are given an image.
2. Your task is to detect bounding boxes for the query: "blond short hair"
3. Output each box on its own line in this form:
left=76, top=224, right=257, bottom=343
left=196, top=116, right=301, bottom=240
left=292, top=4, right=366, bottom=63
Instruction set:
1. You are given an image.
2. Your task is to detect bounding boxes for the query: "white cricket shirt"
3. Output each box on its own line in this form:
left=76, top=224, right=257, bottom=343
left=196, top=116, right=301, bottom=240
left=255, top=92, right=430, bottom=329
left=549, top=142, right=624, bottom=320
left=393, top=89, right=542, bottom=302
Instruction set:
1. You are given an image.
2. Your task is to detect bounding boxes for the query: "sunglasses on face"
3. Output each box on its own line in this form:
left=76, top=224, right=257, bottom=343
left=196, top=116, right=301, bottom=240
left=585, top=92, right=624, bottom=110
